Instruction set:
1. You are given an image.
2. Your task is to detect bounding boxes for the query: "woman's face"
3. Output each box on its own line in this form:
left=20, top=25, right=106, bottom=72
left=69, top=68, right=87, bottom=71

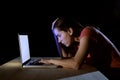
left=53, top=28, right=73, bottom=47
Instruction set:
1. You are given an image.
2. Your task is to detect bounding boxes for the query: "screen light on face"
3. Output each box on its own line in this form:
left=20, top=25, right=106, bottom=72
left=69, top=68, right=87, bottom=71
left=52, top=30, right=62, bottom=57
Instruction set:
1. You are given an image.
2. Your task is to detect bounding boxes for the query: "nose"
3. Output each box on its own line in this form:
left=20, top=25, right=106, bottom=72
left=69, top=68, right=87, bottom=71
left=58, top=38, right=62, bottom=43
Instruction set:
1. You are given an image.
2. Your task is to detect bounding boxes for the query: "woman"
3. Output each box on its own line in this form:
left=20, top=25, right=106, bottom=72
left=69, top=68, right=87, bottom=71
left=40, top=17, right=120, bottom=75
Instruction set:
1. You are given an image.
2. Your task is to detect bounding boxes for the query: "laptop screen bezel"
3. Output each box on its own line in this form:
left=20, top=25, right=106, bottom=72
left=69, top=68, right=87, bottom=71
left=18, top=34, right=31, bottom=65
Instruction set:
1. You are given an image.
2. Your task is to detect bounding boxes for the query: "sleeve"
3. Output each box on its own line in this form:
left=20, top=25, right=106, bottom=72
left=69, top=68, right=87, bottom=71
left=80, top=27, right=93, bottom=39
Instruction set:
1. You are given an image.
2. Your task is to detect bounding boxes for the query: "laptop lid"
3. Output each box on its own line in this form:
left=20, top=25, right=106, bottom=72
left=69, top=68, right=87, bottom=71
left=18, top=34, right=31, bottom=64
left=18, top=34, right=60, bottom=68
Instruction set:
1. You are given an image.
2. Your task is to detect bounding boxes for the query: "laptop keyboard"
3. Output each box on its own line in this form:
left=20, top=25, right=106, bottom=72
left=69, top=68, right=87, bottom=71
left=29, top=59, right=44, bottom=65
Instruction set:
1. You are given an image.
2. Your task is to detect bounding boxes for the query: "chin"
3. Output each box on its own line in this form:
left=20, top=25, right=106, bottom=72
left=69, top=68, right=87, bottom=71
left=65, top=44, right=70, bottom=47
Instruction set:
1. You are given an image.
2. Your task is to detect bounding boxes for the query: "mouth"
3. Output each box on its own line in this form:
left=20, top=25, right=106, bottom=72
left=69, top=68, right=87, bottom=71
left=62, top=42, right=66, bottom=46
left=62, top=43, right=66, bottom=46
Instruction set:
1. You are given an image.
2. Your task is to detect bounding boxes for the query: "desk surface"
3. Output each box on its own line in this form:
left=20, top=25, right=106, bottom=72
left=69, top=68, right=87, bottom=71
left=0, top=57, right=104, bottom=80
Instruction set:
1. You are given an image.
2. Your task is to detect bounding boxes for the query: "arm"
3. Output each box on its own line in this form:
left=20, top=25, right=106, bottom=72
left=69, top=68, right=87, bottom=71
left=60, top=45, right=68, bottom=58
left=61, top=45, right=73, bottom=58
left=47, top=36, right=90, bottom=69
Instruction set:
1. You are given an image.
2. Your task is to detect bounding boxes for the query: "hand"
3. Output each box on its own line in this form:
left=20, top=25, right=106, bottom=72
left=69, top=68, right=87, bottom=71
left=39, top=59, right=51, bottom=64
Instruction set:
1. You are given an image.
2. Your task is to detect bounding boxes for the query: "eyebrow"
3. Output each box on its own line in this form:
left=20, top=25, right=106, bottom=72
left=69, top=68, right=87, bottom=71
left=57, top=34, right=61, bottom=37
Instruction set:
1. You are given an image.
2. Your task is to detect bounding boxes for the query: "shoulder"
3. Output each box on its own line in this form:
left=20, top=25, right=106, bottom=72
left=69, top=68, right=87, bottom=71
left=80, top=26, right=95, bottom=39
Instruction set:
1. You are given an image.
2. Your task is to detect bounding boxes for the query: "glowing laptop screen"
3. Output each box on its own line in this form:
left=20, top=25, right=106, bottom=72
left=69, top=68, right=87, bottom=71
left=18, top=34, right=30, bottom=63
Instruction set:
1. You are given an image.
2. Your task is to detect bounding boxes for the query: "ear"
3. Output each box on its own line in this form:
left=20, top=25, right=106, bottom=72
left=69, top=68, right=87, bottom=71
left=67, top=27, right=73, bottom=36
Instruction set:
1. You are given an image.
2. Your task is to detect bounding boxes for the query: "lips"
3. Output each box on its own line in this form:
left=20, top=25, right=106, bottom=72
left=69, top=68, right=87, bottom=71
left=62, top=42, right=66, bottom=45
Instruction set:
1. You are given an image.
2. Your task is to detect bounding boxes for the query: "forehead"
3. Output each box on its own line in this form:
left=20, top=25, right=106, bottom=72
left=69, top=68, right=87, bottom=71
left=53, top=28, right=64, bottom=35
left=53, top=28, right=61, bottom=34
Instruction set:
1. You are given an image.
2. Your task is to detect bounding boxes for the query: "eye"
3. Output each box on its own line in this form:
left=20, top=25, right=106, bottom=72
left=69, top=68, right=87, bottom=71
left=57, top=34, right=61, bottom=38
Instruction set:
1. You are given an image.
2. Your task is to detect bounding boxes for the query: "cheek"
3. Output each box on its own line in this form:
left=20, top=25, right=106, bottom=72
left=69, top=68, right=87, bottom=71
left=64, top=35, right=71, bottom=44
left=62, top=34, right=68, bottom=41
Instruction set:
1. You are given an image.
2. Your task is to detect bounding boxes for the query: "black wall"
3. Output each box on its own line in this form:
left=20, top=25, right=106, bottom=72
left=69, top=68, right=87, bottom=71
left=0, top=0, right=120, bottom=65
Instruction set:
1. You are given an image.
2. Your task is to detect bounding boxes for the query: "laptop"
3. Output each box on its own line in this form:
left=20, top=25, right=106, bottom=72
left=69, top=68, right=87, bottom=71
left=18, top=34, right=61, bottom=68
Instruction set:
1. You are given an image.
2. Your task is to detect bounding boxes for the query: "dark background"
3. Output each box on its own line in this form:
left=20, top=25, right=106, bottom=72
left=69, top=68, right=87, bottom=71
left=0, top=0, right=120, bottom=65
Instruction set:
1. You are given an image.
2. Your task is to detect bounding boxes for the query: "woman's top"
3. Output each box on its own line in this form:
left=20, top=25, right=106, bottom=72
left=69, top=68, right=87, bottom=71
left=79, top=26, right=120, bottom=71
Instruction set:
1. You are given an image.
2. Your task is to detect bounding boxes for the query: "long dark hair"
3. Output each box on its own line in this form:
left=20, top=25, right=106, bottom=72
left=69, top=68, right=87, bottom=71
left=52, top=17, right=83, bottom=56
left=52, top=17, right=84, bottom=37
